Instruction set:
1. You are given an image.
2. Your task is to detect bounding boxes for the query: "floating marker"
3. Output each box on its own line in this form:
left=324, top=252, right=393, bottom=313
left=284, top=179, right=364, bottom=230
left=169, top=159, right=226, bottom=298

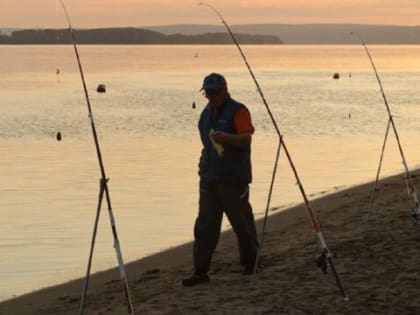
left=56, top=131, right=62, bottom=141
left=96, top=84, right=106, bottom=93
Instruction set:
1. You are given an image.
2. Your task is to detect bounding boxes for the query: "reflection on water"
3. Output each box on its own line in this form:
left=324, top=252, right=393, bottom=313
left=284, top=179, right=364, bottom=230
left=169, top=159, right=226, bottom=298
left=1, top=45, right=420, bottom=300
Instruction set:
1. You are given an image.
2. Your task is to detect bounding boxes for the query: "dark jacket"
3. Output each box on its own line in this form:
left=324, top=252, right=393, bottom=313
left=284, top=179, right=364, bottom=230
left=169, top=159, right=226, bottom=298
left=198, top=96, right=252, bottom=185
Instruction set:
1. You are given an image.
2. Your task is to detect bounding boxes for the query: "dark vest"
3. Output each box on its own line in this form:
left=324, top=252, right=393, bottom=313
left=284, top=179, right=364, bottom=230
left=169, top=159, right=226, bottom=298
left=198, top=96, right=252, bottom=185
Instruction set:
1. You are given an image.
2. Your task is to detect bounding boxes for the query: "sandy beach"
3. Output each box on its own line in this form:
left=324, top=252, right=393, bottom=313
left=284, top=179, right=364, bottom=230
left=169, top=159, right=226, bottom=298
left=1, top=169, right=420, bottom=314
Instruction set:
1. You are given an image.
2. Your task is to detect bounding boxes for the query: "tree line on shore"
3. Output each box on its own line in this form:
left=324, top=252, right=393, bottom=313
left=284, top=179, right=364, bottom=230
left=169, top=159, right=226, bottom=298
left=0, top=27, right=282, bottom=44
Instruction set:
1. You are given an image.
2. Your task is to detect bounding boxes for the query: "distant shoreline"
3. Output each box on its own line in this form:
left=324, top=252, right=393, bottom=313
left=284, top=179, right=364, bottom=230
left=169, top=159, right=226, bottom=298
left=3, top=24, right=420, bottom=44
left=0, top=27, right=282, bottom=45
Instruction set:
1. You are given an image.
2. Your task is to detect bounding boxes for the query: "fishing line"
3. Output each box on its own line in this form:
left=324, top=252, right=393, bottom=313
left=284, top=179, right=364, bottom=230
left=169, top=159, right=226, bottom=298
left=192, top=50, right=200, bottom=109
left=351, top=32, right=420, bottom=221
left=55, top=0, right=62, bottom=141
left=57, top=1, right=135, bottom=314
left=200, top=2, right=348, bottom=299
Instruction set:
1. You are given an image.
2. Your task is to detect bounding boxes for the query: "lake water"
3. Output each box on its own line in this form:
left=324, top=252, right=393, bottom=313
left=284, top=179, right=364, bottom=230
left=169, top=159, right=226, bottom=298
left=1, top=45, right=420, bottom=301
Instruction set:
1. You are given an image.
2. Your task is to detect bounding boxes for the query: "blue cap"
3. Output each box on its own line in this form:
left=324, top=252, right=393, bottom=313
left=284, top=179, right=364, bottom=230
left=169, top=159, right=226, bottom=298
left=200, top=73, right=227, bottom=91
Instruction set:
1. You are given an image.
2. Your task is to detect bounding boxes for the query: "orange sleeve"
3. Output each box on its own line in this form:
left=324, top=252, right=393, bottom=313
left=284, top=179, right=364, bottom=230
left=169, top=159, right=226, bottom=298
left=233, top=107, right=255, bottom=134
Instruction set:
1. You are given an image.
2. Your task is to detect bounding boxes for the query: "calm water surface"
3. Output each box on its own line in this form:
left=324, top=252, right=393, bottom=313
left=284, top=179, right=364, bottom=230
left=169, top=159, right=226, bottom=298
left=1, top=45, right=420, bottom=300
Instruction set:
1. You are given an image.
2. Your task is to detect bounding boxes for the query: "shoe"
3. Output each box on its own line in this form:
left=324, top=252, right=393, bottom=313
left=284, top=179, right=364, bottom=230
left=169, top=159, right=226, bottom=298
left=182, top=272, right=210, bottom=287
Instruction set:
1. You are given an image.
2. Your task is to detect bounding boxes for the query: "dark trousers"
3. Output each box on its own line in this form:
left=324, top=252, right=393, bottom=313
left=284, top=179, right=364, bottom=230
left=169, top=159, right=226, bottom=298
left=193, top=181, right=258, bottom=275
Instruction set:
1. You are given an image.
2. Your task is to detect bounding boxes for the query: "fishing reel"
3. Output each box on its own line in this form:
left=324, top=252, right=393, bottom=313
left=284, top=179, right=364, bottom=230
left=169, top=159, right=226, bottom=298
left=410, top=194, right=420, bottom=220
left=411, top=205, right=420, bottom=220
left=316, top=250, right=337, bottom=274
left=316, top=252, right=328, bottom=274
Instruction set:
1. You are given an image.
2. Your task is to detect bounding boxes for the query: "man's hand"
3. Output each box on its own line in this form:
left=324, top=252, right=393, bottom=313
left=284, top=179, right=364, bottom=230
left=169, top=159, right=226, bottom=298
left=211, top=131, right=251, bottom=147
left=211, top=131, right=230, bottom=144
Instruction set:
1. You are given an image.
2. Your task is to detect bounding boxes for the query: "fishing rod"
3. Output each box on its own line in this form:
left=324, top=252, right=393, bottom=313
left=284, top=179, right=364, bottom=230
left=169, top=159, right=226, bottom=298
left=199, top=2, right=348, bottom=300
left=351, top=32, right=420, bottom=221
left=200, top=1, right=282, bottom=282
left=58, top=1, right=135, bottom=314
left=366, top=119, right=391, bottom=228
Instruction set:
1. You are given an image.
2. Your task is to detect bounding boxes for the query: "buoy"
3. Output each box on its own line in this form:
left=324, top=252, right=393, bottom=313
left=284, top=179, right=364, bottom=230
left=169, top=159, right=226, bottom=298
left=333, top=73, right=340, bottom=79
left=56, top=131, right=62, bottom=141
left=96, top=84, right=106, bottom=93
left=192, top=101, right=196, bottom=109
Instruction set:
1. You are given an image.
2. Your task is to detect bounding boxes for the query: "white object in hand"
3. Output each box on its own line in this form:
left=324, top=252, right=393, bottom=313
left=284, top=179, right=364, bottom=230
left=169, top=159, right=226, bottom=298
left=209, top=129, right=224, bottom=157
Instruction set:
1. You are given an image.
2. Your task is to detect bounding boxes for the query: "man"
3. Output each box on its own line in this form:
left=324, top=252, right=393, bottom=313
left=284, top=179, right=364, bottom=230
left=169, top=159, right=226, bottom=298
left=182, top=73, right=258, bottom=287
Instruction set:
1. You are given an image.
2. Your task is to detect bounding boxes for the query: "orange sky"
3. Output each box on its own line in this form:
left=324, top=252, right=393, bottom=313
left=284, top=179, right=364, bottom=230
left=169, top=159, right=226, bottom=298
left=1, top=0, right=419, bottom=28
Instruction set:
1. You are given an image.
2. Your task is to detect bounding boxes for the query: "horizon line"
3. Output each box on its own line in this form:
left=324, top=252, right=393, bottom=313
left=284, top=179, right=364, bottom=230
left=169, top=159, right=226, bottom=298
left=2, top=22, right=420, bottom=29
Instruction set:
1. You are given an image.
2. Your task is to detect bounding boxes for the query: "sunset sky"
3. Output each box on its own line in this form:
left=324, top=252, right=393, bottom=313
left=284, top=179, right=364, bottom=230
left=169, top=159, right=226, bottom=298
left=1, top=0, right=419, bottom=28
